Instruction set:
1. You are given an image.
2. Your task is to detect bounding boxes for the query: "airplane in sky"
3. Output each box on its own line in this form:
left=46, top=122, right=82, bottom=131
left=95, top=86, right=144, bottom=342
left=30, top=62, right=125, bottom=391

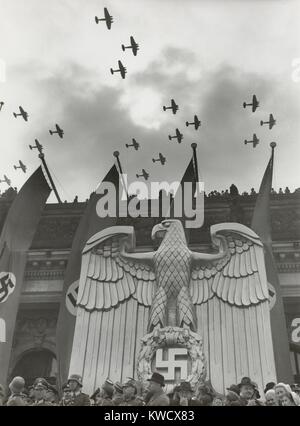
left=152, top=153, right=166, bottom=166
left=243, top=95, right=259, bottom=112
left=163, top=99, right=179, bottom=115
left=0, top=175, right=11, bottom=187
left=14, top=160, right=27, bottom=173
left=29, top=139, right=43, bottom=154
left=95, top=7, right=113, bottom=30
left=186, top=115, right=201, bottom=130
left=168, top=128, right=183, bottom=144
left=136, top=169, right=149, bottom=180
left=49, top=124, right=64, bottom=139
left=110, top=60, right=127, bottom=79
left=13, top=106, right=29, bottom=122
left=122, top=36, right=139, bottom=56
left=126, top=138, right=140, bottom=150
left=0, top=101, right=4, bottom=112
left=244, top=133, right=259, bottom=148
left=260, top=113, right=276, bottom=129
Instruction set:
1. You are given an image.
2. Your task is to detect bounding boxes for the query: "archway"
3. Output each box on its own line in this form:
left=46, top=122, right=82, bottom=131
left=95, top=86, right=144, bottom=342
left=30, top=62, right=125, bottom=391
left=11, top=349, right=57, bottom=387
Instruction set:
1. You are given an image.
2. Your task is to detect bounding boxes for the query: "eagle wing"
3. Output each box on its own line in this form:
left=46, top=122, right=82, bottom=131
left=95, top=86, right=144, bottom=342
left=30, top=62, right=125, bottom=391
left=190, top=223, right=275, bottom=395
left=77, top=226, right=156, bottom=311
left=190, top=223, right=269, bottom=306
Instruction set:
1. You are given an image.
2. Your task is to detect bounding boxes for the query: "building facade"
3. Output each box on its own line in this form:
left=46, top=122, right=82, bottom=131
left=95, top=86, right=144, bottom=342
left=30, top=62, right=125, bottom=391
left=1, top=187, right=300, bottom=386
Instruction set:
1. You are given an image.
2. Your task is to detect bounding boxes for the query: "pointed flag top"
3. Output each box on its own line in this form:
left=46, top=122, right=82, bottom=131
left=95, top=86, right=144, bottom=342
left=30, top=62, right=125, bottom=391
left=251, top=142, right=276, bottom=246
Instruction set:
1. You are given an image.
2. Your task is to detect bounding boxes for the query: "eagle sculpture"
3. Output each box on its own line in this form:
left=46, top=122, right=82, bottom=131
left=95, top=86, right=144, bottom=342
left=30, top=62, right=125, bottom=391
left=69, top=220, right=276, bottom=395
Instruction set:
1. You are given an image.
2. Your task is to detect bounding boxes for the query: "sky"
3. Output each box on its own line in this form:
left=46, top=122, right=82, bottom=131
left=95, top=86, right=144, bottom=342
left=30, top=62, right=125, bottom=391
left=0, top=0, right=299, bottom=203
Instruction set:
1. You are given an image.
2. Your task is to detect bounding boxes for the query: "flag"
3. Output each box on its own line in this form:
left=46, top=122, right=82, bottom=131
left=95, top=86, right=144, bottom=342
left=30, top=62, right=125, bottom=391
left=168, top=145, right=203, bottom=235
left=0, top=167, right=51, bottom=385
left=56, top=164, right=120, bottom=386
left=251, top=146, right=293, bottom=382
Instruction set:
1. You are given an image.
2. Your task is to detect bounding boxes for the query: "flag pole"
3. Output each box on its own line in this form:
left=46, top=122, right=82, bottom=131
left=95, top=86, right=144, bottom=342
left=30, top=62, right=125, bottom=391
left=113, top=151, right=128, bottom=198
left=38, top=152, right=62, bottom=204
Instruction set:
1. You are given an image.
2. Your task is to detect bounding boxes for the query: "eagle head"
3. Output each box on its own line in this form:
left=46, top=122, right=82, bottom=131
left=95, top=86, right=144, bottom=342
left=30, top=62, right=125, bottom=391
left=151, top=219, right=186, bottom=242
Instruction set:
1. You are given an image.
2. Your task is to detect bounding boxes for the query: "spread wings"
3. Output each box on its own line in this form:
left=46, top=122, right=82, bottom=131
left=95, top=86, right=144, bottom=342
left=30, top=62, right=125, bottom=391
left=76, top=226, right=156, bottom=312
left=190, top=223, right=269, bottom=307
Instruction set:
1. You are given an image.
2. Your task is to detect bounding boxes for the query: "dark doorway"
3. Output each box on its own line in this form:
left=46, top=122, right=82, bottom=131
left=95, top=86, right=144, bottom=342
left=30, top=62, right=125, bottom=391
left=11, top=349, right=57, bottom=387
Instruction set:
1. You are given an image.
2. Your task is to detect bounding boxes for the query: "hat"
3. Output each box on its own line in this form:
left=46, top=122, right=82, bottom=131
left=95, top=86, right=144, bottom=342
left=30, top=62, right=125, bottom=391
left=47, top=384, right=58, bottom=395
left=114, top=382, right=123, bottom=394
left=9, top=377, right=25, bottom=394
left=275, top=382, right=292, bottom=394
left=179, top=381, right=193, bottom=392
left=226, top=384, right=240, bottom=396
left=238, top=377, right=257, bottom=390
left=33, top=378, right=49, bottom=390
left=147, top=372, right=165, bottom=387
left=123, top=379, right=137, bottom=394
left=264, top=382, right=276, bottom=394
left=68, top=374, right=83, bottom=387
left=102, top=379, right=114, bottom=397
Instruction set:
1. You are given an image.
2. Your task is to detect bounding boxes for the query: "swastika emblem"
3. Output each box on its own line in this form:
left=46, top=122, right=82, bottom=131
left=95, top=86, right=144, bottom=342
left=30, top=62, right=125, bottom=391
left=0, top=272, right=16, bottom=303
left=66, top=280, right=79, bottom=316
left=155, top=348, right=189, bottom=381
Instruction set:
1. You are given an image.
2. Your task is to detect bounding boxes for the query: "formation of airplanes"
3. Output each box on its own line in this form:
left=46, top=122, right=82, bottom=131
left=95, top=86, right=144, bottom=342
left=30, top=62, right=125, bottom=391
left=244, top=133, right=259, bottom=148
left=13, top=106, right=28, bottom=122
left=169, top=128, right=183, bottom=144
left=95, top=7, right=113, bottom=30
left=126, top=138, right=140, bottom=151
left=49, top=124, right=64, bottom=139
left=152, top=153, right=166, bottom=166
left=243, top=94, right=277, bottom=148
left=13, top=160, right=27, bottom=173
left=136, top=169, right=149, bottom=180
left=95, top=8, right=139, bottom=79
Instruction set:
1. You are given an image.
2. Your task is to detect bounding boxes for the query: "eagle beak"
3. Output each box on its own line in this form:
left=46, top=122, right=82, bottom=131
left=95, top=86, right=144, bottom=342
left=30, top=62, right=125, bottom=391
left=151, top=223, right=165, bottom=241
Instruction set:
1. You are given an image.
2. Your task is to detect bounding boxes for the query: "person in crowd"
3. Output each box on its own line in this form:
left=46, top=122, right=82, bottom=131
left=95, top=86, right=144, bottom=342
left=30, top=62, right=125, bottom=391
left=112, top=382, right=124, bottom=406
left=121, top=379, right=142, bottom=406
left=291, top=383, right=300, bottom=397
left=196, top=382, right=214, bottom=406
left=67, top=374, right=90, bottom=406
left=45, top=384, right=59, bottom=405
left=264, top=382, right=276, bottom=394
left=275, top=383, right=293, bottom=405
left=281, top=392, right=300, bottom=406
left=238, top=377, right=260, bottom=406
left=169, top=381, right=201, bottom=406
left=92, top=379, right=114, bottom=406
left=60, top=383, right=73, bottom=406
left=224, top=386, right=242, bottom=407
left=90, top=388, right=103, bottom=406
left=6, top=377, right=26, bottom=406
left=265, top=389, right=278, bottom=406
left=30, top=379, right=52, bottom=406
left=146, top=373, right=169, bottom=406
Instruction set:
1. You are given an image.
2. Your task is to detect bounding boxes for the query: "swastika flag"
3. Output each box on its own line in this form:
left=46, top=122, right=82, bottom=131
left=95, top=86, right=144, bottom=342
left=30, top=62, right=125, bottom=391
left=0, top=167, right=51, bottom=385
